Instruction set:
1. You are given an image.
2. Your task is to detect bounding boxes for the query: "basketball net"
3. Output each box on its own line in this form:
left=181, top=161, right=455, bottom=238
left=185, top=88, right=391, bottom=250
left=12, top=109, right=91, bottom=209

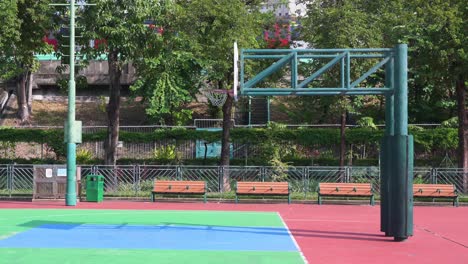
left=201, top=89, right=229, bottom=107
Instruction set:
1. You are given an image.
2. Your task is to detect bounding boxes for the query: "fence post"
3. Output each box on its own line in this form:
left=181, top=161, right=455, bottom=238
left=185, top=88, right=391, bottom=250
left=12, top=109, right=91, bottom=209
left=345, top=167, right=351, bottom=183
left=303, top=167, right=308, bottom=199
left=219, top=166, right=223, bottom=192
left=134, top=165, right=139, bottom=195
left=176, top=166, right=182, bottom=180
left=113, top=166, right=118, bottom=192
left=431, top=168, right=437, bottom=184
left=7, top=164, right=13, bottom=198
left=463, top=168, right=468, bottom=194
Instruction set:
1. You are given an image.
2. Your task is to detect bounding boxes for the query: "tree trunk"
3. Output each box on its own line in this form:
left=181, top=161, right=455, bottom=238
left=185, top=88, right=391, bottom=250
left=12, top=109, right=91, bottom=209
left=27, top=72, right=33, bottom=113
left=339, top=111, right=346, bottom=181
left=104, top=50, right=122, bottom=165
left=220, top=93, right=233, bottom=191
left=455, top=76, right=467, bottom=192
left=16, top=70, right=29, bottom=123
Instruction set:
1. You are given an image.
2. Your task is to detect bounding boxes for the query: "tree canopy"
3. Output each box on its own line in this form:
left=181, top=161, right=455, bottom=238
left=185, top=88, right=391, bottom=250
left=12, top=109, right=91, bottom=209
left=0, top=0, right=53, bottom=122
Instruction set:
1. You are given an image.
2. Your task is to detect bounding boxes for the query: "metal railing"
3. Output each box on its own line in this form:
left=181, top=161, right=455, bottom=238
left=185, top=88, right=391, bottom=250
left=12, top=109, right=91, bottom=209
left=1, top=165, right=466, bottom=198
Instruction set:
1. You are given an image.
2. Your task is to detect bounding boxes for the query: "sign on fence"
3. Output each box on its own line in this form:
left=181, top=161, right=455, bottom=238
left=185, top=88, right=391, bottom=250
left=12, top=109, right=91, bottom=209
left=33, top=165, right=80, bottom=200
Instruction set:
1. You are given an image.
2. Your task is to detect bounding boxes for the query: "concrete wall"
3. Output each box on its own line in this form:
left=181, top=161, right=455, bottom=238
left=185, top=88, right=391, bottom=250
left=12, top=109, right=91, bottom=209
left=32, top=60, right=137, bottom=88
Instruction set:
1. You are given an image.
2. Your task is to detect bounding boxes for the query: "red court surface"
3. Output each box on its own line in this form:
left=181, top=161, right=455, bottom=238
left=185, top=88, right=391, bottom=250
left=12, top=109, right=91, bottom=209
left=1, top=201, right=467, bottom=264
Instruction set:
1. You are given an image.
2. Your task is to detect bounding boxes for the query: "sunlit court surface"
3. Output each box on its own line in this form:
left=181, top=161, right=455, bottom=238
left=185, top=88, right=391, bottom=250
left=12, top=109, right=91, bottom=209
left=0, top=201, right=467, bottom=264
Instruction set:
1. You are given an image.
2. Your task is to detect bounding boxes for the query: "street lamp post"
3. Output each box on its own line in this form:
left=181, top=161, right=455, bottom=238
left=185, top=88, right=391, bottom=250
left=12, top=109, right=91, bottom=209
left=50, top=1, right=94, bottom=206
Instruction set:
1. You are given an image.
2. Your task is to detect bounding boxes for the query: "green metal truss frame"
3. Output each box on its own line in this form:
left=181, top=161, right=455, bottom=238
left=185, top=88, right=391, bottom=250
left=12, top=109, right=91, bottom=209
left=239, top=44, right=414, bottom=242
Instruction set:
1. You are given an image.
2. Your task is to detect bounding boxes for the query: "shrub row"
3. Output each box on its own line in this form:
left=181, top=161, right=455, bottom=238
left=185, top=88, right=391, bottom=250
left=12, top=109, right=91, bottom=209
left=0, top=126, right=458, bottom=154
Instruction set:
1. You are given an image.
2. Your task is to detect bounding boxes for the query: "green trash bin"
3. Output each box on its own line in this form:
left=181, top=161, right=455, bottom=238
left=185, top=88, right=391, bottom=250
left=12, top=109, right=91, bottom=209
left=86, top=175, right=104, bottom=202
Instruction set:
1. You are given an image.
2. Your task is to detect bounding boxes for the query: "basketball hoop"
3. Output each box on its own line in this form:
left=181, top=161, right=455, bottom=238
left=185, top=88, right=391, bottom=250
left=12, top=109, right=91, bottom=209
left=201, top=89, right=233, bottom=107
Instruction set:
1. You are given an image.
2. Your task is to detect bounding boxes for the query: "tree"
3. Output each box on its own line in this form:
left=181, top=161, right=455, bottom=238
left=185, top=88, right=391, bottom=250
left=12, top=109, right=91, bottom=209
left=0, top=0, right=53, bottom=123
left=378, top=0, right=467, bottom=172
left=176, top=0, right=268, bottom=188
left=130, top=2, right=200, bottom=126
left=301, top=0, right=467, bottom=172
left=405, top=0, right=468, bottom=184
left=80, top=0, right=161, bottom=165
left=0, top=1, right=19, bottom=79
left=402, top=0, right=467, bottom=172
left=301, top=0, right=383, bottom=167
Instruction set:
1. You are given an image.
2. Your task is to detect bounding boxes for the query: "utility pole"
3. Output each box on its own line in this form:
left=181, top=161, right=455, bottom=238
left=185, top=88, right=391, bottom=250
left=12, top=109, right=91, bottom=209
left=50, top=1, right=94, bottom=206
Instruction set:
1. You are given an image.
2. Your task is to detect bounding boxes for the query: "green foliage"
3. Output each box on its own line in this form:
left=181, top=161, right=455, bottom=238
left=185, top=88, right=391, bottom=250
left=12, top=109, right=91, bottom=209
left=97, top=96, right=107, bottom=113
left=76, top=149, right=94, bottom=165
left=300, top=0, right=467, bottom=127
left=0, top=141, right=16, bottom=159
left=0, top=127, right=460, bottom=161
left=408, top=125, right=425, bottom=132
left=79, top=0, right=162, bottom=62
left=0, top=0, right=53, bottom=79
left=177, top=0, right=266, bottom=84
left=154, top=145, right=177, bottom=160
left=129, top=0, right=199, bottom=125
left=356, top=117, right=378, bottom=130
left=258, top=123, right=292, bottom=180
left=0, top=127, right=65, bottom=158
left=131, top=72, right=193, bottom=125
left=441, top=117, right=458, bottom=128
left=0, top=0, right=53, bottom=122
left=0, top=0, right=19, bottom=79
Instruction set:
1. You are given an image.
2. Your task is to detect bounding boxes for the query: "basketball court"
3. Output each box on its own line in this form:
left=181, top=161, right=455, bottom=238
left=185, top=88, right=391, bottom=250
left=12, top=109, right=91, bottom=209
left=0, top=201, right=467, bottom=264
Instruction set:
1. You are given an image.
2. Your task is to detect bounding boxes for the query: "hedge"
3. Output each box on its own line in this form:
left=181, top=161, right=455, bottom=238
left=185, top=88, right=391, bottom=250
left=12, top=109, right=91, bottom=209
left=0, top=126, right=459, bottom=157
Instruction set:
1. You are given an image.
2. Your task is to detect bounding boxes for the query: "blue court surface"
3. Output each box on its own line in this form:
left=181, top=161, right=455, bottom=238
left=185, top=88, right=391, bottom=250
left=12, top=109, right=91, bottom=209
left=0, top=223, right=298, bottom=251
left=0, top=209, right=306, bottom=264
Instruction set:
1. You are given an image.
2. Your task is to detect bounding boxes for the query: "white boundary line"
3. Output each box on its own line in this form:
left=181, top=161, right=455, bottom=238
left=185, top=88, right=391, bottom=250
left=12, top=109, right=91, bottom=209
left=277, top=212, right=308, bottom=264
left=2, top=209, right=279, bottom=221
left=284, top=218, right=372, bottom=223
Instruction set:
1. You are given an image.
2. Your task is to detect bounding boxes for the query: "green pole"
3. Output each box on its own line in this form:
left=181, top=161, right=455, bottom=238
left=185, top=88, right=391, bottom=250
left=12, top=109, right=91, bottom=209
left=380, top=52, right=394, bottom=235
left=388, top=44, right=413, bottom=241
left=66, top=0, right=77, bottom=206
left=267, top=96, right=270, bottom=124
left=385, top=51, right=395, bottom=136
left=394, top=44, right=408, bottom=136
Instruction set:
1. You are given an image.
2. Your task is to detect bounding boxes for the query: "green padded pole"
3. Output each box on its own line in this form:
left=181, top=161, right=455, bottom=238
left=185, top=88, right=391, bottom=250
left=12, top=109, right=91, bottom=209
left=388, top=135, right=414, bottom=241
left=389, top=44, right=413, bottom=241
left=66, top=0, right=77, bottom=206
left=380, top=52, right=394, bottom=235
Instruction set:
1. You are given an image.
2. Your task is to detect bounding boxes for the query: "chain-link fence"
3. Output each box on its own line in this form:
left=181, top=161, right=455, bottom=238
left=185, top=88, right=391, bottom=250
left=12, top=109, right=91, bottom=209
left=0, top=164, right=467, bottom=198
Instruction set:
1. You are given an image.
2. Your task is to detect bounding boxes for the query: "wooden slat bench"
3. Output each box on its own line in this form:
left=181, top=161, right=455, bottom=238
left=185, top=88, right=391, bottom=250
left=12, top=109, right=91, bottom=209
left=151, top=180, right=207, bottom=203
left=413, top=184, right=458, bottom=206
left=318, top=182, right=374, bottom=205
left=235, top=181, right=291, bottom=204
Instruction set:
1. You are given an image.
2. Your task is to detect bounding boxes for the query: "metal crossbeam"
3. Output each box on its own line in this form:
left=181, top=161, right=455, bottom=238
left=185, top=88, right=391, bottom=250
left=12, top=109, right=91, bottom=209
left=240, top=47, right=395, bottom=96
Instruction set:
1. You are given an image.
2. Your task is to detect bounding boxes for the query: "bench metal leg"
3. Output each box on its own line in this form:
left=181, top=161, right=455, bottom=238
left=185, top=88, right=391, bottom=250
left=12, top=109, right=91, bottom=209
left=235, top=194, right=239, bottom=204
left=203, top=193, right=207, bottom=203
left=318, top=195, right=322, bottom=205
left=288, top=193, right=291, bottom=204
left=454, top=197, right=459, bottom=207
left=151, top=193, right=155, bottom=202
left=370, top=195, right=375, bottom=206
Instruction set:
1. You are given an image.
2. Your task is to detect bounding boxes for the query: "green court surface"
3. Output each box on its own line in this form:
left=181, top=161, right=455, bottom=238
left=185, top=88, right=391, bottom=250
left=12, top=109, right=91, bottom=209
left=0, top=209, right=305, bottom=264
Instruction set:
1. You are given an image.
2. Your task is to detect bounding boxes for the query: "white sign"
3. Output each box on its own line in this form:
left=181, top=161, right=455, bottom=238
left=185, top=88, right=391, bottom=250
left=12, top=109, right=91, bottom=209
left=57, top=168, right=67, bottom=177
left=45, top=169, right=53, bottom=178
